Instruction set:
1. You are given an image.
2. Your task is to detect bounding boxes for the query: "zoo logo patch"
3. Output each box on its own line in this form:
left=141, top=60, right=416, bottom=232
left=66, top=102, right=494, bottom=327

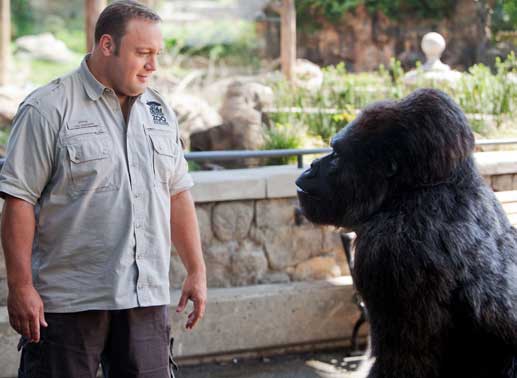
left=146, top=101, right=169, bottom=126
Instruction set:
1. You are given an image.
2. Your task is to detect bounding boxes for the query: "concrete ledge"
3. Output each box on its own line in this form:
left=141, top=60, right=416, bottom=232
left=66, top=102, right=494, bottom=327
left=0, top=278, right=360, bottom=377
left=191, top=165, right=304, bottom=202
left=190, top=152, right=517, bottom=203
left=475, top=151, right=517, bottom=176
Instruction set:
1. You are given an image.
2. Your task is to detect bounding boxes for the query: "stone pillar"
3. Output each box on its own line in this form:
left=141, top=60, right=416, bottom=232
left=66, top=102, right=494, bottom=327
left=85, top=0, right=107, bottom=53
left=280, top=0, right=296, bottom=81
left=0, top=0, right=10, bottom=86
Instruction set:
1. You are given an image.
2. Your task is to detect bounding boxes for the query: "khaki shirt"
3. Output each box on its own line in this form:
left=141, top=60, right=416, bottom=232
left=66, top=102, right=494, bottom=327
left=0, top=57, right=193, bottom=312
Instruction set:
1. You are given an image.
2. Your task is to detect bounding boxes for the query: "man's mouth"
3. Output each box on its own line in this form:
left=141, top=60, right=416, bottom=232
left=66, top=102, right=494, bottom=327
left=137, top=75, right=149, bottom=82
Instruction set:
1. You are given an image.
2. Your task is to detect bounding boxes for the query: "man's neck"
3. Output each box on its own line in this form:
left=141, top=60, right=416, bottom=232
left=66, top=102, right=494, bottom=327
left=86, top=54, right=129, bottom=109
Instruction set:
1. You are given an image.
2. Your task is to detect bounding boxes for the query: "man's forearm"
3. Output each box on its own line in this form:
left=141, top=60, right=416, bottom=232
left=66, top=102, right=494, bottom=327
left=170, top=190, right=205, bottom=274
left=1, top=197, right=36, bottom=288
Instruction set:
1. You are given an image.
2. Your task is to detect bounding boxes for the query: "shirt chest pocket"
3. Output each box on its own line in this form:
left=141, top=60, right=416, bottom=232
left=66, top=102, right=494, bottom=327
left=149, top=134, right=177, bottom=184
left=66, top=138, right=116, bottom=193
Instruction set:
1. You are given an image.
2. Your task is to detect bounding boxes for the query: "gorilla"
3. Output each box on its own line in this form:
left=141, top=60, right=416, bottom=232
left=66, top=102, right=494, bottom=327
left=296, top=88, right=517, bottom=378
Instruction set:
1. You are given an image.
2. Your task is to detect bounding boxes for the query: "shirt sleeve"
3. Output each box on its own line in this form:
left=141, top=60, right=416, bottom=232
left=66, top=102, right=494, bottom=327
left=0, top=104, right=56, bottom=205
left=169, top=117, right=194, bottom=196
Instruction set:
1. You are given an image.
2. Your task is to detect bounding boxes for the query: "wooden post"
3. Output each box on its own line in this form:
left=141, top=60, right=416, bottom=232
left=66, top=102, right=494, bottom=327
left=0, top=0, right=10, bottom=86
left=85, top=0, right=107, bottom=53
left=280, top=0, right=296, bottom=81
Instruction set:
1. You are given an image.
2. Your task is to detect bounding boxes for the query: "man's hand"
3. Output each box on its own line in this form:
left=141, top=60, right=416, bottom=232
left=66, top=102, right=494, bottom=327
left=7, top=285, right=47, bottom=342
left=176, top=270, right=207, bottom=330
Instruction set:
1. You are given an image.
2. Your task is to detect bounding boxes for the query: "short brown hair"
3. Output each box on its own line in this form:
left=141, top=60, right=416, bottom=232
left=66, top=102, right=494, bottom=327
left=94, top=0, right=161, bottom=54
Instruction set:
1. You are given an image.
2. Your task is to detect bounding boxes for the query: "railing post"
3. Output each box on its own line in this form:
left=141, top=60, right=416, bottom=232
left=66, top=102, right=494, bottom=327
left=297, top=154, right=303, bottom=168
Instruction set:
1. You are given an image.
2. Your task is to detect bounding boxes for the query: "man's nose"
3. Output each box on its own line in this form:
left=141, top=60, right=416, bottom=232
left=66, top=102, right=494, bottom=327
left=145, top=55, right=158, bottom=71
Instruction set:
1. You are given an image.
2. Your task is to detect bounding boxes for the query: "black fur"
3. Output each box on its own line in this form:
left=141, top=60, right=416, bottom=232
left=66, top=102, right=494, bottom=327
left=296, top=88, right=517, bottom=378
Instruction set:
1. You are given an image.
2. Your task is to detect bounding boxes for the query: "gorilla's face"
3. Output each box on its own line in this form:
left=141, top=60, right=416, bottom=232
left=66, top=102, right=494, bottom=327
left=296, top=88, right=475, bottom=229
left=296, top=118, right=394, bottom=228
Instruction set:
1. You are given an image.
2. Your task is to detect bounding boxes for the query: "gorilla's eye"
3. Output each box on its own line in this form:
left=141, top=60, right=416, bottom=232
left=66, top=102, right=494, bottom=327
left=328, top=153, right=340, bottom=175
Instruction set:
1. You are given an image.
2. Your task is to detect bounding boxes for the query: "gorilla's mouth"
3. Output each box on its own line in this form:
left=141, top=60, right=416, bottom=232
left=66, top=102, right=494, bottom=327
left=296, top=186, right=321, bottom=200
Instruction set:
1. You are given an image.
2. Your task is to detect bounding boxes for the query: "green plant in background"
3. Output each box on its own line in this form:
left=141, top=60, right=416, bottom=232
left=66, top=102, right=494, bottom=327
left=268, top=53, right=517, bottom=142
left=11, top=0, right=35, bottom=37
left=264, top=123, right=306, bottom=165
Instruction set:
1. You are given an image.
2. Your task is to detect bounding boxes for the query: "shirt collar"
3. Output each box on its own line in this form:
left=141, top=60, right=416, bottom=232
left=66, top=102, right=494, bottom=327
left=79, top=55, right=107, bottom=101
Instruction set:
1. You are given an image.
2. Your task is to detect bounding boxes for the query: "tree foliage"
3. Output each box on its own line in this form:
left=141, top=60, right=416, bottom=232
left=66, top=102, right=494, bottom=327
left=295, top=0, right=458, bottom=28
left=492, top=0, right=517, bottom=32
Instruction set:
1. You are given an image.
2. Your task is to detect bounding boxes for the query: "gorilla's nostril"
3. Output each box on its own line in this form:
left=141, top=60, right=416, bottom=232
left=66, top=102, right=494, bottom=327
left=306, top=160, right=320, bottom=178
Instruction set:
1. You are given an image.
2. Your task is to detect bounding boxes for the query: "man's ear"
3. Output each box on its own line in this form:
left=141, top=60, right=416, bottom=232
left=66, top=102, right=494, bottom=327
left=98, top=34, right=116, bottom=56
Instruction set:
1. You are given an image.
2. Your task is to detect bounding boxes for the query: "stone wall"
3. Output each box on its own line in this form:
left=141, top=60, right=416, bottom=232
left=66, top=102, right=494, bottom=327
left=1, top=150, right=517, bottom=304
left=260, top=0, right=495, bottom=71
left=170, top=197, right=347, bottom=290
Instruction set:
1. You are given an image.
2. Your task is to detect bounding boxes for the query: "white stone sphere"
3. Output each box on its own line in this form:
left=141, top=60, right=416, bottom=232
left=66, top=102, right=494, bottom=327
left=421, top=32, right=446, bottom=60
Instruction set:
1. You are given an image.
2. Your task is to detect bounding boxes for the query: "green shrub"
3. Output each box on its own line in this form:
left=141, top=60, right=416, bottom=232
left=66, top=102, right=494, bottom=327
left=264, top=123, right=305, bottom=165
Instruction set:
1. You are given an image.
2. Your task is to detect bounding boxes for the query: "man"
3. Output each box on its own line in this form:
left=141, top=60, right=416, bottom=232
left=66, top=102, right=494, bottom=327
left=0, top=1, right=207, bottom=377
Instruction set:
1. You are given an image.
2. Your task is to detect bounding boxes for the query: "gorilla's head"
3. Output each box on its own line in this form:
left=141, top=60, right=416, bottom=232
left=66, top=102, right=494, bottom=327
left=296, top=88, right=475, bottom=229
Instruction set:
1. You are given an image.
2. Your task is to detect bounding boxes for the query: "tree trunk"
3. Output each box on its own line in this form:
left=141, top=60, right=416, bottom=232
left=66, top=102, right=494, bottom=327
left=281, top=0, right=296, bottom=81
left=85, top=0, right=107, bottom=53
left=0, top=0, right=10, bottom=86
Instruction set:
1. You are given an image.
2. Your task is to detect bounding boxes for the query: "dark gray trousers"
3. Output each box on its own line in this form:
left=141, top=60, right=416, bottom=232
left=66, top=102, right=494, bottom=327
left=17, top=306, right=173, bottom=378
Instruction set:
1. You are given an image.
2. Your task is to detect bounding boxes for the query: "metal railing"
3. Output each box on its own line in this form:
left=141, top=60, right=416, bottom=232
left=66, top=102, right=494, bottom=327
left=0, top=139, right=516, bottom=171
left=186, top=139, right=517, bottom=169
left=185, top=148, right=331, bottom=168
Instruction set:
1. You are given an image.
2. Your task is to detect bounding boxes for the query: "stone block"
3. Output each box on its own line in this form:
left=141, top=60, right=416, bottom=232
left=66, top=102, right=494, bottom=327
left=492, top=174, right=513, bottom=192
left=322, top=227, right=342, bottom=253
left=195, top=204, right=213, bottom=248
left=169, top=250, right=188, bottom=289
left=191, top=169, right=266, bottom=203
left=0, top=307, right=20, bottom=378
left=512, top=175, right=517, bottom=190
left=481, top=175, right=492, bottom=187
left=255, top=198, right=298, bottom=228
left=261, top=225, right=323, bottom=270
left=231, top=241, right=268, bottom=286
left=475, top=151, right=517, bottom=176
left=1, top=279, right=362, bottom=376
left=0, top=251, right=5, bottom=279
left=169, top=277, right=360, bottom=358
left=266, top=167, right=305, bottom=198
left=292, top=256, right=342, bottom=281
left=212, top=201, right=254, bottom=241
left=258, top=272, right=290, bottom=284
left=204, top=240, right=238, bottom=287
left=0, top=278, right=6, bottom=306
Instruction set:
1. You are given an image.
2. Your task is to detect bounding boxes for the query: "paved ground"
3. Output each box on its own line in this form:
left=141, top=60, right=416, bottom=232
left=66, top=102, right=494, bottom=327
left=176, top=349, right=370, bottom=378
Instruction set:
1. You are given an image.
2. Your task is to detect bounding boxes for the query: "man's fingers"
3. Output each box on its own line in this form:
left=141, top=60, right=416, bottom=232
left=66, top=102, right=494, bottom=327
left=39, top=306, right=48, bottom=328
left=21, top=319, right=31, bottom=339
left=29, top=316, right=40, bottom=343
left=186, top=298, right=206, bottom=329
left=176, top=292, right=188, bottom=313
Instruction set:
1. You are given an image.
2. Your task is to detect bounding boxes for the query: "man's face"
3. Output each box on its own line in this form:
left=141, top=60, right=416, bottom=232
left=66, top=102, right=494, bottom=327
left=108, top=18, right=163, bottom=97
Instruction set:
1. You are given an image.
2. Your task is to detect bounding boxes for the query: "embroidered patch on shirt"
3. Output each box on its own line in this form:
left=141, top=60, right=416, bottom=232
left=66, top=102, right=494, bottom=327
left=67, top=120, right=101, bottom=130
left=146, top=101, right=169, bottom=126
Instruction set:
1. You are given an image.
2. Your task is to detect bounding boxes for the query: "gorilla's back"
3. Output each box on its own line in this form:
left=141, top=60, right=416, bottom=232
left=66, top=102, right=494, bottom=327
left=353, top=157, right=517, bottom=378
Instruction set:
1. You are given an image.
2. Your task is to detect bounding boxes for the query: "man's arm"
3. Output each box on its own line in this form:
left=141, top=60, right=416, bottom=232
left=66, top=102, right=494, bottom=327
left=1, top=196, right=47, bottom=342
left=170, top=190, right=207, bottom=330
